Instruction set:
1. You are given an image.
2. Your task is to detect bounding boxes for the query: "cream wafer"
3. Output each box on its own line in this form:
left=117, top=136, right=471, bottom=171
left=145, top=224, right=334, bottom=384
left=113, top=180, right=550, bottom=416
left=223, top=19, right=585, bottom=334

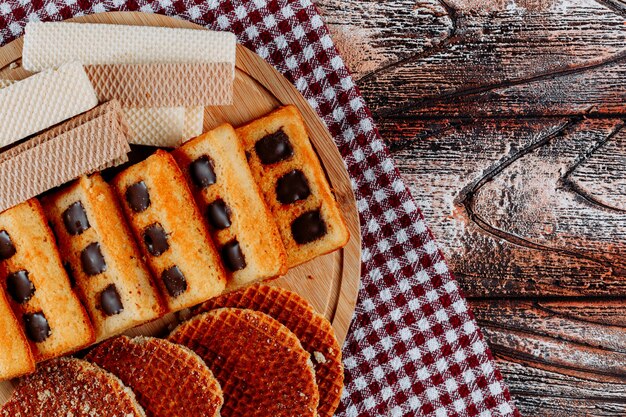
left=112, top=150, right=226, bottom=312
left=123, top=107, right=186, bottom=148
left=236, top=105, right=350, bottom=267
left=0, top=199, right=94, bottom=361
left=0, top=358, right=146, bottom=417
left=87, top=336, right=223, bottom=417
left=41, top=174, right=166, bottom=341
left=183, top=107, right=205, bottom=141
left=0, top=62, right=98, bottom=149
left=86, top=62, right=233, bottom=107
left=197, top=284, right=343, bottom=417
left=172, top=124, right=287, bottom=288
left=169, top=308, right=319, bottom=417
left=0, top=101, right=131, bottom=213
left=23, top=22, right=236, bottom=71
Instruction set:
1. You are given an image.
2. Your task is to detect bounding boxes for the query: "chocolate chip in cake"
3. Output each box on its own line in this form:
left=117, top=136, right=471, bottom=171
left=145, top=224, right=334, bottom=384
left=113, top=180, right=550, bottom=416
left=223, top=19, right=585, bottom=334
left=0, top=230, right=16, bottom=260
left=7, top=270, right=35, bottom=304
left=189, top=155, right=217, bottom=189
left=126, top=181, right=151, bottom=213
left=24, top=312, right=51, bottom=343
left=62, top=201, right=91, bottom=235
left=206, top=199, right=232, bottom=230
left=276, top=170, right=311, bottom=204
left=162, top=266, right=187, bottom=298
left=143, top=223, right=170, bottom=257
left=81, top=242, right=107, bottom=276
left=100, top=284, right=124, bottom=316
left=221, top=240, right=246, bottom=271
left=255, top=129, right=294, bottom=164
left=291, top=210, right=327, bottom=244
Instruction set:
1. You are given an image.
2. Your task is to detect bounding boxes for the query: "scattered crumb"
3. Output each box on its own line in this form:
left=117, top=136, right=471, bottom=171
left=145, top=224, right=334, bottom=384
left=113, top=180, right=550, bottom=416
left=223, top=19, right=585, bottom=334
left=9, top=62, right=17, bottom=69
left=313, top=351, right=327, bottom=364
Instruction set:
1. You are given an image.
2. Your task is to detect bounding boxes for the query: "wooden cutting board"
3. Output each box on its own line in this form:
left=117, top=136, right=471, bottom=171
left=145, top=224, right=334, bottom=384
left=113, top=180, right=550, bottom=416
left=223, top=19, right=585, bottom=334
left=0, top=12, right=361, bottom=400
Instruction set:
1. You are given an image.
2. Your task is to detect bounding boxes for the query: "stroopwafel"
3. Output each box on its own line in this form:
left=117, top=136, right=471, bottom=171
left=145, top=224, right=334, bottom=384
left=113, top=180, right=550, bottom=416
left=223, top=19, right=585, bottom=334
left=168, top=308, right=319, bottom=417
left=86, top=336, right=223, bottom=417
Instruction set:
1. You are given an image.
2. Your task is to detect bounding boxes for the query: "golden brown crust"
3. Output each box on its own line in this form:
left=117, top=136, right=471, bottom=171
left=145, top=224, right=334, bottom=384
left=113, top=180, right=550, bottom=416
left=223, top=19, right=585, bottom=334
left=111, top=150, right=226, bottom=311
left=197, top=284, right=344, bottom=417
left=236, top=105, right=349, bottom=268
left=86, top=336, right=223, bottom=417
left=0, top=199, right=94, bottom=361
left=0, top=288, right=34, bottom=380
left=168, top=308, right=319, bottom=417
left=0, top=357, right=146, bottom=417
left=41, top=174, right=166, bottom=341
left=172, top=123, right=287, bottom=289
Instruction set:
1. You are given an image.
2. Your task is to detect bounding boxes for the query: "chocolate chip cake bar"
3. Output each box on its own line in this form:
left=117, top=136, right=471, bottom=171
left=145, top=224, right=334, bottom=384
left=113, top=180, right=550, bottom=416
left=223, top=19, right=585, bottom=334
left=0, top=199, right=94, bottom=361
left=172, top=124, right=287, bottom=289
left=236, top=105, right=349, bottom=267
left=112, top=150, right=226, bottom=311
left=0, top=286, right=34, bottom=380
left=42, top=174, right=166, bottom=341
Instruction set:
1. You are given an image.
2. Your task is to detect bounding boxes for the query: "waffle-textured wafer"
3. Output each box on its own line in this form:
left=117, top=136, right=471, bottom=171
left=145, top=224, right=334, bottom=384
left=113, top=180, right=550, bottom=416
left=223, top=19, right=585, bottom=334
left=197, top=284, right=343, bottom=417
left=122, top=107, right=186, bottom=148
left=0, top=199, right=94, bottom=361
left=41, top=174, right=166, bottom=341
left=0, top=290, right=34, bottom=381
left=112, top=150, right=226, bottom=312
left=183, top=107, right=204, bottom=141
left=0, top=357, right=146, bottom=417
left=168, top=308, right=319, bottom=417
left=236, top=105, right=350, bottom=267
left=0, top=62, right=98, bottom=149
left=172, top=124, right=287, bottom=289
left=87, top=336, right=223, bottom=417
left=85, top=62, right=233, bottom=107
left=0, top=101, right=131, bottom=213
left=23, top=22, right=236, bottom=71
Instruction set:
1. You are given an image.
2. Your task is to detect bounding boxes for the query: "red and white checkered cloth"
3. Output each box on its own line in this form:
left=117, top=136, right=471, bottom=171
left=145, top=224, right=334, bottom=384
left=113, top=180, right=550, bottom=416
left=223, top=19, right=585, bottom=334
left=0, top=1, right=519, bottom=416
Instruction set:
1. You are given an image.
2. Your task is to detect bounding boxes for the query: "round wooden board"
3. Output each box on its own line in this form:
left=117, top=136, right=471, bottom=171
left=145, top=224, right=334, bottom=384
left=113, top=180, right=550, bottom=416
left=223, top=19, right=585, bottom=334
left=0, top=12, right=361, bottom=400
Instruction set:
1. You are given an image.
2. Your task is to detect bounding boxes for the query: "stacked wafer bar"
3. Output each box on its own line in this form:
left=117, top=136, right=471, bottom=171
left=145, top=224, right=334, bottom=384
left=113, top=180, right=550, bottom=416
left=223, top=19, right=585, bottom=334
left=0, top=105, right=348, bottom=383
left=23, top=22, right=237, bottom=147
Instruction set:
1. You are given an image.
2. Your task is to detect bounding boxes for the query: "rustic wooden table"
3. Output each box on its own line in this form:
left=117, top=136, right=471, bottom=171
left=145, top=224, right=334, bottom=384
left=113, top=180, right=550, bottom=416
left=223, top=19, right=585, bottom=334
left=317, top=0, right=626, bottom=415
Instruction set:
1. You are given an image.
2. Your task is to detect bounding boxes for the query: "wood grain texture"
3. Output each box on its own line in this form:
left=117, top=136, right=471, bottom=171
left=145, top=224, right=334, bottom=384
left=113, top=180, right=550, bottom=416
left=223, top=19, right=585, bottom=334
left=317, top=0, right=626, bottom=414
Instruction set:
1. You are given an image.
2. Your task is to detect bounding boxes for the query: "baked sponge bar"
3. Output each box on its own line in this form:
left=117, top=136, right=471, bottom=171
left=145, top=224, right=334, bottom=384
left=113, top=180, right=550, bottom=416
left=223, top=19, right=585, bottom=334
left=42, top=174, right=166, bottom=341
left=236, top=105, right=349, bottom=267
left=172, top=124, right=287, bottom=289
left=112, top=150, right=226, bottom=312
left=0, top=199, right=94, bottom=361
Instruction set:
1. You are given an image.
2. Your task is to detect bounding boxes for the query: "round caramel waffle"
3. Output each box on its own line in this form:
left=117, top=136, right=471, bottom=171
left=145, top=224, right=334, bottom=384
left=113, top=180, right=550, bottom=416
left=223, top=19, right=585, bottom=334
left=168, top=308, right=319, bottom=417
left=196, top=284, right=344, bottom=417
left=0, top=357, right=145, bottom=417
left=86, top=336, right=223, bottom=417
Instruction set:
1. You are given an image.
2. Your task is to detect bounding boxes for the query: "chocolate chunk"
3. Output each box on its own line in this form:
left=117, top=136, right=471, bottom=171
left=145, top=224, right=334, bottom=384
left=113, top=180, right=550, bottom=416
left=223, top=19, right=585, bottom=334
left=7, top=270, right=35, bottom=304
left=100, top=284, right=124, bottom=316
left=143, top=223, right=170, bottom=257
left=189, top=156, right=216, bottom=189
left=206, top=199, right=231, bottom=230
left=291, top=210, right=327, bottom=244
left=255, top=129, right=294, bottom=164
left=81, top=242, right=107, bottom=276
left=0, top=230, right=16, bottom=260
left=126, top=181, right=151, bottom=213
left=24, top=312, right=51, bottom=343
left=221, top=240, right=246, bottom=271
left=62, top=201, right=91, bottom=235
left=162, top=266, right=187, bottom=298
left=276, top=170, right=311, bottom=204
